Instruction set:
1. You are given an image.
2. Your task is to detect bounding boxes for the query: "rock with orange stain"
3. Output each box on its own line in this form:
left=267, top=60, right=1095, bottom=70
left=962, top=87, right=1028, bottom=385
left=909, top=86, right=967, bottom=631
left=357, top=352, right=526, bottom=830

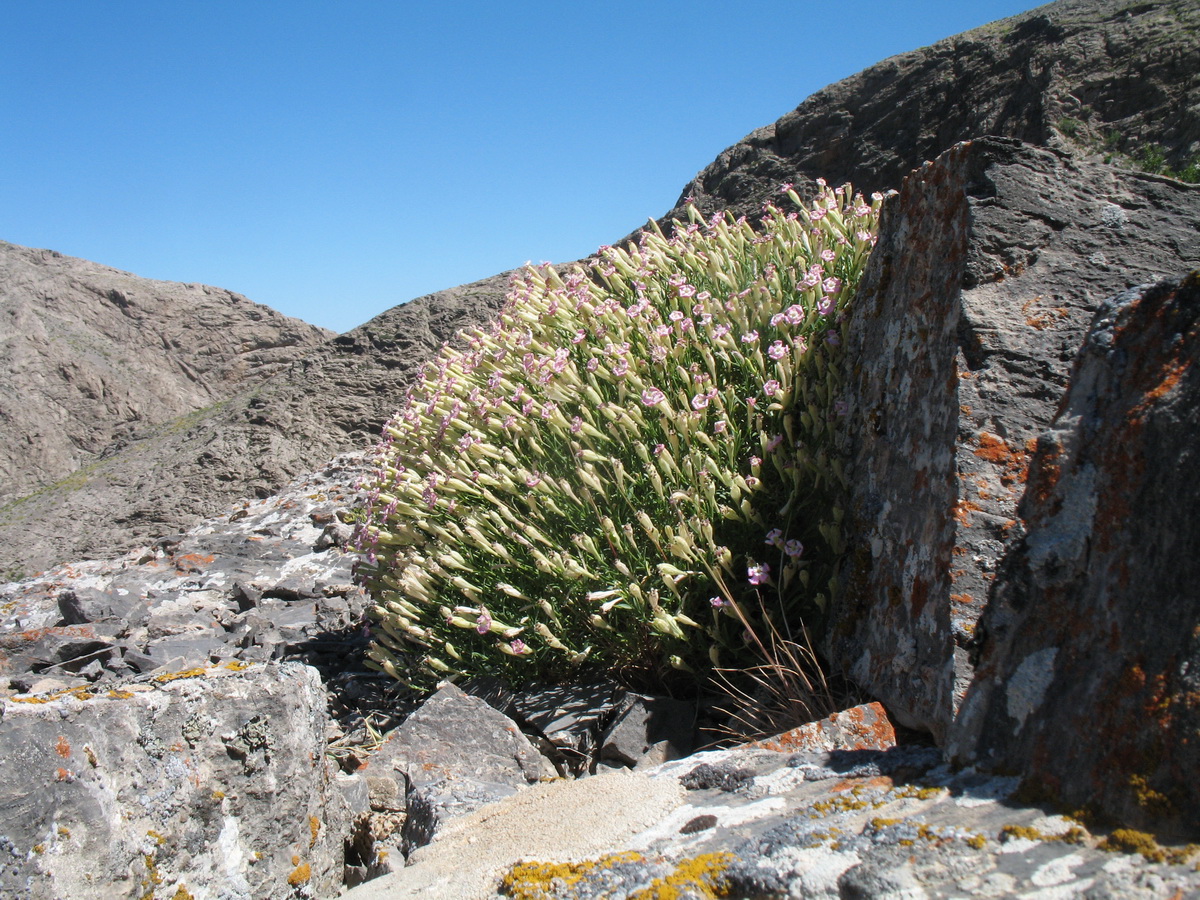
left=831, top=137, right=1200, bottom=746
left=746, top=702, right=897, bottom=754
left=952, top=274, right=1200, bottom=836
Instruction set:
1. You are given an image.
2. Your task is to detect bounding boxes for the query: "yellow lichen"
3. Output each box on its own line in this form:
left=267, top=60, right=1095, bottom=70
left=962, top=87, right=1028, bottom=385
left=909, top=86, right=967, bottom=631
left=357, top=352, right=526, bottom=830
left=147, top=829, right=167, bottom=846
left=172, top=887, right=195, bottom=900
left=1099, top=829, right=1165, bottom=863
left=1129, top=774, right=1174, bottom=816
left=287, top=862, right=312, bottom=886
left=629, top=852, right=735, bottom=900
left=223, top=660, right=253, bottom=672
left=211, top=790, right=225, bottom=801
left=57, top=826, right=71, bottom=838
left=108, top=689, right=135, bottom=700
left=32, top=843, right=45, bottom=855
left=153, top=667, right=208, bottom=683
left=502, top=852, right=644, bottom=899
left=965, top=834, right=987, bottom=850
left=309, top=816, right=320, bottom=847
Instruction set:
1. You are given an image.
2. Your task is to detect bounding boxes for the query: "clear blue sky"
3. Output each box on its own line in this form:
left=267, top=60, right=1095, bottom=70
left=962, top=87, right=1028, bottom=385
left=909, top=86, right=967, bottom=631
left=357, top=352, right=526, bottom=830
left=1, top=1, right=1041, bottom=334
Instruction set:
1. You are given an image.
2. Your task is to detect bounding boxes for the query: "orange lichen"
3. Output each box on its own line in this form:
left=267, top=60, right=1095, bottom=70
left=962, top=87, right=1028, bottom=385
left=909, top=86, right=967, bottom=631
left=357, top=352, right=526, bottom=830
left=55, top=736, right=71, bottom=759
left=286, top=862, right=312, bottom=886
left=309, top=816, right=320, bottom=847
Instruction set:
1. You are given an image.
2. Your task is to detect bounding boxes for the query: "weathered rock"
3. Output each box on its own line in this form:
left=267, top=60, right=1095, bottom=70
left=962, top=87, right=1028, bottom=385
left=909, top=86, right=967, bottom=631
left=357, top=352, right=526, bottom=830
left=364, top=682, right=553, bottom=855
left=0, top=661, right=354, bottom=900
left=951, top=273, right=1200, bottom=836
left=831, top=137, right=1200, bottom=742
left=744, top=701, right=897, bottom=754
left=0, top=240, right=332, bottom=512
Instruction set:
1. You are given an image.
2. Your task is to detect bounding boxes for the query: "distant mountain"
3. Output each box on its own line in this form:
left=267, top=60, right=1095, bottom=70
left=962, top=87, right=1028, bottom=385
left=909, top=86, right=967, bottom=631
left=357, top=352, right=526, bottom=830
left=2, top=0, right=1197, bottom=578
left=0, top=268, right=514, bottom=578
left=0, top=241, right=332, bottom=508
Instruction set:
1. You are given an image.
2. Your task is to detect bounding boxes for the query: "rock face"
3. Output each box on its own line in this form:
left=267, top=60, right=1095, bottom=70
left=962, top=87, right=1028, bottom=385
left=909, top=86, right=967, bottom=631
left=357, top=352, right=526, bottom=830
left=830, top=137, right=1200, bottom=743
left=0, top=662, right=356, bottom=900
left=0, top=271, right=514, bottom=579
left=0, top=241, right=332, bottom=510
left=663, top=0, right=1200, bottom=223
left=951, top=273, right=1200, bottom=836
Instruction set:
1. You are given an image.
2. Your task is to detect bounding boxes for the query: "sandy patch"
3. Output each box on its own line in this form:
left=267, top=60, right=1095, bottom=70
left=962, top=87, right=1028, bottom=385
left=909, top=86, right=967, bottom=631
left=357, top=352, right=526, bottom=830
left=343, top=768, right=686, bottom=899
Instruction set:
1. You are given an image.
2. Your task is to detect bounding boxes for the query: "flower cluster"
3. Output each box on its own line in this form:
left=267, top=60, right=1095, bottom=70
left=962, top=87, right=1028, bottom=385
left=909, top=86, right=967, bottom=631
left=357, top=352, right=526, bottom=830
left=355, top=183, right=881, bottom=690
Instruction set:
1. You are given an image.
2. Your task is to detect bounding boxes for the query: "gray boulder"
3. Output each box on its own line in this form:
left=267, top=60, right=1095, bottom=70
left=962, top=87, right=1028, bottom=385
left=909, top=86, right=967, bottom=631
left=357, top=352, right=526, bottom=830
left=0, top=661, right=356, bottom=900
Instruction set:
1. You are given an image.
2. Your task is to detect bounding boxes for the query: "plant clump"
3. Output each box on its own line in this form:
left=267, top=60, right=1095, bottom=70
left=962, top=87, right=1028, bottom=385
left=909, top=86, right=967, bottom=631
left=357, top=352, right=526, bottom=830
left=356, top=182, right=881, bottom=692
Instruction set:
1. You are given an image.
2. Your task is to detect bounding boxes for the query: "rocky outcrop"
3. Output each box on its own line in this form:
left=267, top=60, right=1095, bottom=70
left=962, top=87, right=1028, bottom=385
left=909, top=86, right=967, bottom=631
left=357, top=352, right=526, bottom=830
left=0, top=661, right=359, bottom=900
left=0, top=271, right=514, bottom=579
left=662, top=0, right=1200, bottom=223
left=831, top=137, right=1200, bottom=743
left=0, top=241, right=331, bottom=510
left=951, top=273, right=1200, bottom=836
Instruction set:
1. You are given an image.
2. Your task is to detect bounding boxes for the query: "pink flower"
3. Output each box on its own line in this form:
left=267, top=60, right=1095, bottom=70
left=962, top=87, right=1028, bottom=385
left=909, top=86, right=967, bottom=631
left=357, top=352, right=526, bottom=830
left=709, top=596, right=731, bottom=608
left=741, top=330, right=759, bottom=344
left=768, top=341, right=787, bottom=360
left=510, top=638, right=529, bottom=655
left=766, top=434, right=783, bottom=452
left=821, top=248, right=837, bottom=262
left=823, top=276, right=842, bottom=294
left=525, top=472, right=543, bottom=488
left=712, top=323, right=731, bottom=338
left=784, top=539, right=804, bottom=558
left=476, top=608, right=493, bottom=635
left=765, top=528, right=783, bottom=546
left=571, top=416, right=583, bottom=434
left=611, top=359, right=630, bottom=378
left=677, top=283, right=696, bottom=298
left=817, top=296, right=835, bottom=316
left=641, top=387, right=666, bottom=406
left=747, top=563, right=771, bottom=586
left=669, top=310, right=685, bottom=322
left=750, top=456, right=762, bottom=467
left=691, top=393, right=710, bottom=410
left=713, top=420, right=727, bottom=434
left=586, top=358, right=600, bottom=372
left=763, top=380, right=781, bottom=397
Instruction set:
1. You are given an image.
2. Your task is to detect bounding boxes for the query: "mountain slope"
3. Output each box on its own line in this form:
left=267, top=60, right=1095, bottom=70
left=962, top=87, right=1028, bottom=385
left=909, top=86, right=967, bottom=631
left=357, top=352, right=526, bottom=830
left=0, top=240, right=332, bottom=507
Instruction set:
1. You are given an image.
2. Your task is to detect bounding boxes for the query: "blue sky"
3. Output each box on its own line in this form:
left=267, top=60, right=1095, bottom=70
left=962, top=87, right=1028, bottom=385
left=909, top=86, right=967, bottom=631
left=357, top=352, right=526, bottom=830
left=1, top=1, right=1041, bottom=334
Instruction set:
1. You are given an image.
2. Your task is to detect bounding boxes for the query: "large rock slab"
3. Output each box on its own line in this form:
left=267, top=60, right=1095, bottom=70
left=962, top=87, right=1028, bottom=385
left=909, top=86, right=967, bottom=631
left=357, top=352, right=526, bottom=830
left=951, top=273, right=1200, bottom=835
left=831, top=137, right=1200, bottom=742
left=0, top=661, right=356, bottom=900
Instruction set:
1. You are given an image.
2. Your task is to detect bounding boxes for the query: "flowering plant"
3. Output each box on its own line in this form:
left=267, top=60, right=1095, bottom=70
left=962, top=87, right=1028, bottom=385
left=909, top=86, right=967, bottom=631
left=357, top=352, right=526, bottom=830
left=355, top=182, right=881, bottom=691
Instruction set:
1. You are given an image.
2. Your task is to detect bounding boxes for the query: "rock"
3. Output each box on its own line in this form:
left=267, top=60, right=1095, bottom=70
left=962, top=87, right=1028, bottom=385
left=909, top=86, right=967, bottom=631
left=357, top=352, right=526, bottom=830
left=344, top=724, right=1200, bottom=900
left=830, top=137, right=1200, bottom=742
left=599, top=693, right=697, bottom=768
left=510, top=680, right=624, bottom=772
left=744, top=701, right=897, bottom=754
left=950, top=273, right=1200, bottom=835
left=364, top=682, right=554, bottom=855
left=0, top=661, right=353, bottom=900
